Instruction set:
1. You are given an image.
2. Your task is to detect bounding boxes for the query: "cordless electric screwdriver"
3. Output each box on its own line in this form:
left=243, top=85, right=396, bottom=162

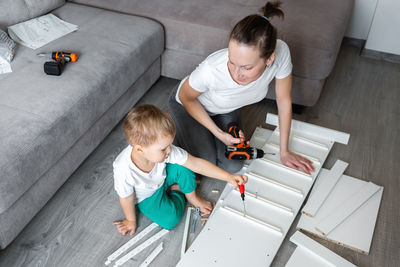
left=37, top=51, right=78, bottom=62
left=37, top=51, right=78, bottom=76
left=225, top=122, right=265, bottom=160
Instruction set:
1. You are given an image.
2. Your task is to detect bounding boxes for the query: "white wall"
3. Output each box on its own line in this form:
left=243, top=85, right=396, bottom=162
left=345, top=0, right=378, bottom=39
left=364, top=0, right=400, bottom=55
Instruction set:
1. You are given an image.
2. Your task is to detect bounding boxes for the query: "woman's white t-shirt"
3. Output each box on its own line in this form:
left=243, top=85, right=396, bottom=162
left=113, top=144, right=188, bottom=203
left=175, top=39, right=292, bottom=114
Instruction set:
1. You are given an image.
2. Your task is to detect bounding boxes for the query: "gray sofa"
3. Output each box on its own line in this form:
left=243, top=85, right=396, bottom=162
left=0, top=0, right=353, bottom=249
left=70, top=0, right=354, bottom=107
left=0, top=0, right=164, bottom=248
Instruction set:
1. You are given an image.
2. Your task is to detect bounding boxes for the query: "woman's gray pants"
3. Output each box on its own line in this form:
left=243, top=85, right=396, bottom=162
left=168, top=84, right=244, bottom=173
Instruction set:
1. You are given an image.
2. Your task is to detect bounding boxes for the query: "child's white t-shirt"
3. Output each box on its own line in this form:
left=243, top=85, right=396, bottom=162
left=175, top=39, right=292, bottom=114
left=113, top=144, right=188, bottom=203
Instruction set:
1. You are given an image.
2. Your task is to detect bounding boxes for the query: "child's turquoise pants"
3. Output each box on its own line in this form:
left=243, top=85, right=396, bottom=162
left=137, top=163, right=197, bottom=229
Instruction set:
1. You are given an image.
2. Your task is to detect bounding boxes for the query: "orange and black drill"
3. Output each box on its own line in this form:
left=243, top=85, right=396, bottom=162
left=37, top=51, right=78, bottom=76
left=225, top=122, right=266, bottom=160
left=37, top=51, right=78, bottom=62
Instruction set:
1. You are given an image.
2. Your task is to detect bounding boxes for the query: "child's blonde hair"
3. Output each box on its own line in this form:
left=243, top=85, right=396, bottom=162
left=123, top=104, right=176, bottom=146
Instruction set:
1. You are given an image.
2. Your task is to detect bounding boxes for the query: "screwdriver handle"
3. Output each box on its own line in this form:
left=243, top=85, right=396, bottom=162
left=238, top=184, right=245, bottom=194
left=238, top=184, right=245, bottom=201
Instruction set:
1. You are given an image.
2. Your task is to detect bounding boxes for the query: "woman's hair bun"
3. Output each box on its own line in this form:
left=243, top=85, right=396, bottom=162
left=260, top=1, right=284, bottom=20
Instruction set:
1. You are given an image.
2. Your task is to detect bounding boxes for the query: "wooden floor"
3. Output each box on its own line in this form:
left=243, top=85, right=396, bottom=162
left=0, top=42, right=399, bottom=267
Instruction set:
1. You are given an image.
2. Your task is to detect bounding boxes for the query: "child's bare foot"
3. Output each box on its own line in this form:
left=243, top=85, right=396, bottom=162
left=169, top=183, right=181, bottom=192
left=185, top=191, right=213, bottom=214
left=196, top=198, right=213, bottom=214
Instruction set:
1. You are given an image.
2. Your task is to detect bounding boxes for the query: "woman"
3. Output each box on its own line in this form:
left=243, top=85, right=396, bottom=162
left=168, top=1, right=314, bottom=174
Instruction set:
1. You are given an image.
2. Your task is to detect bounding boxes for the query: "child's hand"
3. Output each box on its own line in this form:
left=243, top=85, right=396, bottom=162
left=113, top=219, right=137, bottom=236
left=228, top=174, right=248, bottom=187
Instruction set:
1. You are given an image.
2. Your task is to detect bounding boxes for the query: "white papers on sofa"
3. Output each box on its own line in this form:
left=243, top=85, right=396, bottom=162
left=0, top=29, right=15, bottom=74
left=8, top=14, right=78, bottom=50
left=0, top=57, right=12, bottom=74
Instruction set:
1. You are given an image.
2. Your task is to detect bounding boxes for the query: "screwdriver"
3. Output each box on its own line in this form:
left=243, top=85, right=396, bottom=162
left=238, top=184, right=246, bottom=216
left=37, top=51, right=78, bottom=62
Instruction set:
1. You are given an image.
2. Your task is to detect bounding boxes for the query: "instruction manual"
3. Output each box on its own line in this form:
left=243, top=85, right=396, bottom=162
left=8, top=14, right=78, bottom=50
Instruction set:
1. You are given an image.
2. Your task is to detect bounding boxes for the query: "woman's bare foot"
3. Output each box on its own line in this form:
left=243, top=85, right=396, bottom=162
left=185, top=191, right=213, bottom=214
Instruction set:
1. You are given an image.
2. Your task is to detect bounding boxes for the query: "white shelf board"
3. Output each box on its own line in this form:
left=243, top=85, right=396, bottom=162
left=247, top=170, right=304, bottom=197
left=244, top=173, right=301, bottom=212
left=249, top=127, right=273, bottom=148
left=234, top=187, right=294, bottom=214
left=248, top=160, right=313, bottom=196
left=285, top=231, right=356, bottom=267
left=265, top=142, right=321, bottom=165
left=181, top=207, right=192, bottom=258
left=139, top=242, right=164, bottom=267
left=177, top=203, right=284, bottom=266
left=315, top=182, right=380, bottom=236
left=267, top=131, right=331, bottom=165
left=286, top=247, right=332, bottom=267
left=266, top=113, right=350, bottom=145
left=302, top=160, right=348, bottom=217
left=297, top=171, right=383, bottom=254
left=223, top=187, right=292, bottom=234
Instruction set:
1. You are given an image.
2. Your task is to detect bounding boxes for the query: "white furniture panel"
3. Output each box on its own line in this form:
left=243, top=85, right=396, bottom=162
left=285, top=231, right=356, bottom=267
left=302, top=160, right=348, bottom=217
left=297, top=170, right=383, bottom=254
left=266, top=113, right=350, bottom=145
left=315, top=182, right=380, bottom=236
left=177, top=114, right=349, bottom=266
left=139, top=242, right=164, bottom=267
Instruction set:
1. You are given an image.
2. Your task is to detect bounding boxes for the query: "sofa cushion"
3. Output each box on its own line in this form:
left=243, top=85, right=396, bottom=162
left=0, top=0, right=65, bottom=30
left=69, top=0, right=352, bottom=81
left=0, top=2, right=164, bottom=213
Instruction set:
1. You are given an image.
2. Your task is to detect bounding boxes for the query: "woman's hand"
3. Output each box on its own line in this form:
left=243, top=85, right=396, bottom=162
left=217, top=129, right=247, bottom=146
left=113, top=219, right=137, bottom=236
left=280, top=150, right=315, bottom=174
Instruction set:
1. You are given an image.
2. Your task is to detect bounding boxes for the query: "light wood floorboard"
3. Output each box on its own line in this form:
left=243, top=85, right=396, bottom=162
left=0, top=43, right=399, bottom=267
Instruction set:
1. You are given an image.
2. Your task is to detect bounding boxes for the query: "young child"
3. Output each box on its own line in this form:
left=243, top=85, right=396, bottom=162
left=113, top=104, right=248, bottom=235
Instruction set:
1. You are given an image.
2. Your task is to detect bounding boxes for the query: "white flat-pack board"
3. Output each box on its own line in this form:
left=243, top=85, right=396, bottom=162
left=181, top=207, right=192, bottom=258
left=177, top=113, right=349, bottom=266
left=297, top=170, right=383, bottom=254
left=139, top=242, right=164, bottom=267
left=315, top=182, right=380, bottom=236
left=302, top=160, right=348, bottom=217
left=285, top=231, right=356, bottom=267
left=105, top=222, right=159, bottom=265
left=114, top=229, right=169, bottom=266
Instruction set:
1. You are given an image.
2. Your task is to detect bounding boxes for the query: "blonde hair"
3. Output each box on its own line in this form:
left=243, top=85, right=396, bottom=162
left=123, top=104, right=176, bottom=146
